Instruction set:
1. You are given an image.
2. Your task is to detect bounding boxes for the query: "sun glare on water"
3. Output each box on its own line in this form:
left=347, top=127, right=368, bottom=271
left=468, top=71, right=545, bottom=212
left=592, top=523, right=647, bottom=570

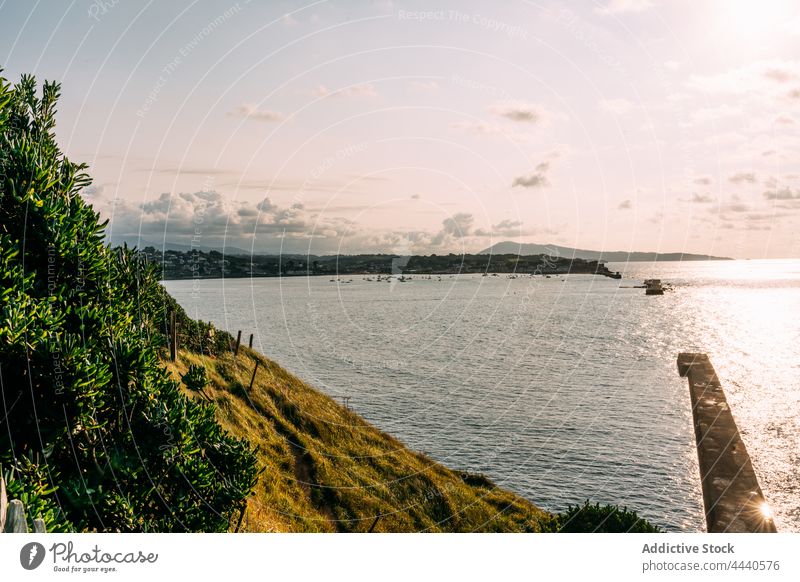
left=760, top=502, right=774, bottom=520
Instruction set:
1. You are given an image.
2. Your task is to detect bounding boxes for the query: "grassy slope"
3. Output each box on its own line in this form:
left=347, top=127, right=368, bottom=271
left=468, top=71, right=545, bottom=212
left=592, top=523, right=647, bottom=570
left=164, top=347, right=550, bottom=532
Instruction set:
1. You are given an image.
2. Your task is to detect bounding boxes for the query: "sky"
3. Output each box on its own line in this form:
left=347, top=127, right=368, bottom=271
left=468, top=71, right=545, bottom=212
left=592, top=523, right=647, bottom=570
left=1, top=0, right=799, bottom=258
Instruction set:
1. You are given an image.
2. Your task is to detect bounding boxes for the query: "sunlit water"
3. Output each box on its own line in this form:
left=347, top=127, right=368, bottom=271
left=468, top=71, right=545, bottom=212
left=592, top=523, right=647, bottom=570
left=164, top=259, right=800, bottom=532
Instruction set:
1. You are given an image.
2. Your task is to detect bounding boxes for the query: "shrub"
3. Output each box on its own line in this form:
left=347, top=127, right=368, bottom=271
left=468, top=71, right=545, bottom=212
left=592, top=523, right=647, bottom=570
left=180, top=364, right=214, bottom=403
left=181, top=364, right=209, bottom=393
left=543, top=501, right=662, bottom=533
left=0, top=72, right=258, bottom=532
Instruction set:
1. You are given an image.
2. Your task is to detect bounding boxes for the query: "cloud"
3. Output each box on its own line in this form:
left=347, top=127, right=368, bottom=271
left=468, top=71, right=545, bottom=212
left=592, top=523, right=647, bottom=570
left=107, top=190, right=353, bottom=248
left=764, top=187, right=800, bottom=200
left=312, top=84, right=378, bottom=98
left=490, top=101, right=548, bottom=123
left=257, top=197, right=277, bottom=212
left=450, top=121, right=505, bottom=135
left=764, top=67, right=798, bottom=83
left=745, top=212, right=786, bottom=221
left=691, top=193, right=715, bottom=203
left=596, top=0, right=654, bottom=15
left=492, top=218, right=522, bottom=230
left=474, top=219, right=528, bottom=237
left=693, top=176, right=713, bottom=186
left=775, top=115, right=795, bottom=124
left=618, top=199, right=633, bottom=209
left=102, top=190, right=553, bottom=255
left=228, top=104, right=285, bottom=122
left=410, top=80, right=439, bottom=91
left=689, top=60, right=800, bottom=96
left=427, top=215, right=542, bottom=245
left=125, top=190, right=236, bottom=239
left=441, top=212, right=474, bottom=237
left=544, top=144, right=571, bottom=160
left=512, top=174, right=548, bottom=188
left=729, top=171, right=757, bottom=184
left=431, top=212, right=474, bottom=246
left=512, top=162, right=550, bottom=189
left=599, top=98, right=634, bottom=115
left=344, top=84, right=378, bottom=97
left=83, top=185, right=104, bottom=200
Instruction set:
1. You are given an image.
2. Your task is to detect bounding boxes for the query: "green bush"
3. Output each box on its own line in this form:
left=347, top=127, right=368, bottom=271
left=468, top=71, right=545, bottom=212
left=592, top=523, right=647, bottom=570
left=542, top=501, right=662, bottom=533
left=0, top=72, right=258, bottom=532
left=181, top=364, right=209, bottom=393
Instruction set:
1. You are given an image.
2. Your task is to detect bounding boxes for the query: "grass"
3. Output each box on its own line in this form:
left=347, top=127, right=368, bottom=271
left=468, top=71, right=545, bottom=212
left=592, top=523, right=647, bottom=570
left=163, top=346, right=552, bottom=532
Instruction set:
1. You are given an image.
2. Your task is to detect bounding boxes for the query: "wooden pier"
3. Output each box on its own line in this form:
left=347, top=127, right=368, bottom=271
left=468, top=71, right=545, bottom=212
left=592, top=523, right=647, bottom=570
left=677, top=353, right=777, bottom=532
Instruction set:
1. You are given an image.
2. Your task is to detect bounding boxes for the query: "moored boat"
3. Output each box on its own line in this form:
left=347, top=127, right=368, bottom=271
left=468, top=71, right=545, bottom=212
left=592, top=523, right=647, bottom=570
left=644, top=279, right=664, bottom=295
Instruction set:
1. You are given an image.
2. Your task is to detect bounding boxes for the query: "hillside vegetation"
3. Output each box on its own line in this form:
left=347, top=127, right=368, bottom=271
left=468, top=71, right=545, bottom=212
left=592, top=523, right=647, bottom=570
left=0, top=72, right=258, bottom=532
left=164, top=347, right=551, bottom=532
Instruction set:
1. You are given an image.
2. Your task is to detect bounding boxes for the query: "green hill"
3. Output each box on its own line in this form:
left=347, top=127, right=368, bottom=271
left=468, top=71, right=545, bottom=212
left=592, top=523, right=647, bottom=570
left=163, top=346, right=550, bottom=532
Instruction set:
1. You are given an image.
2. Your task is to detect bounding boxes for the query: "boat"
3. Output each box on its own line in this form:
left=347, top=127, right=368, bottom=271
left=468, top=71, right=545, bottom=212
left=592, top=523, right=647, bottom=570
left=644, top=279, right=664, bottom=295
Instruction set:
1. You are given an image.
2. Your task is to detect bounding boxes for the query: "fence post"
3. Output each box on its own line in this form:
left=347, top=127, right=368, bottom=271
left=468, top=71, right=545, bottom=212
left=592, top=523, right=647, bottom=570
left=234, top=330, right=242, bottom=356
left=4, top=500, right=28, bottom=533
left=0, top=472, right=6, bottom=532
left=169, top=311, right=177, bottom=362
left=234, top=504, right=246, bottom=533
left=1, top=472, right=48, bottom=534
left=248, top=333, right=254, bottom=349
left=248, top=360, right=260, bottom=391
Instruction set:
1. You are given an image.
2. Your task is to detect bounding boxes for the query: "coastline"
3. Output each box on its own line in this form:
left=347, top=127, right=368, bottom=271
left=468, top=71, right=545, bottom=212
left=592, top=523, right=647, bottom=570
left=162, top=344, right=554, bottom=532
left=140, top=248, right=622, bottom=281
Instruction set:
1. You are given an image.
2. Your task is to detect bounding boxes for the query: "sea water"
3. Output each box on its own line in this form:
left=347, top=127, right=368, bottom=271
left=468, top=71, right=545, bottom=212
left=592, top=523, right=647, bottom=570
left=164, top=259, right=800, bottom=532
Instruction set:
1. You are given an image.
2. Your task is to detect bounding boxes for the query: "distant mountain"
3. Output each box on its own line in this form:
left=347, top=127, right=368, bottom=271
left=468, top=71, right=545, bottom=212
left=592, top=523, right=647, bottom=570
left=478, top=241, right=731, bottom=262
